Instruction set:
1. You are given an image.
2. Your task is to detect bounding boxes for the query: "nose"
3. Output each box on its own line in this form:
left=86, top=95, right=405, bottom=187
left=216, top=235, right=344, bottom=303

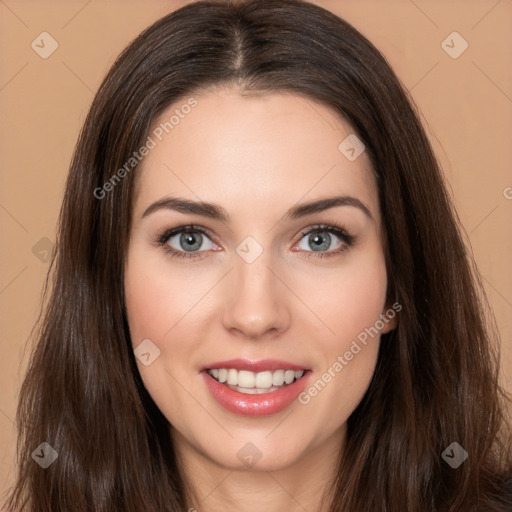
left=221, top=252, right=291, bottom=340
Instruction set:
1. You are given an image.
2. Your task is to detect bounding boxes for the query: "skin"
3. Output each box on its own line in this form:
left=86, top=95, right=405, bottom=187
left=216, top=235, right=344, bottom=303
left=124, top=88, right=397, bottom=512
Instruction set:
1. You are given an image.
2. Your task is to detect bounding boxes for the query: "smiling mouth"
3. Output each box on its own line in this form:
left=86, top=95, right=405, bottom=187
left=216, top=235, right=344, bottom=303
left=206, top=368, right=308, bottom=394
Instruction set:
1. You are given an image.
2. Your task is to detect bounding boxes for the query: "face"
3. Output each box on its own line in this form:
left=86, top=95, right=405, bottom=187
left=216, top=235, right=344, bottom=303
left=124, top=88, right=396, bottom=473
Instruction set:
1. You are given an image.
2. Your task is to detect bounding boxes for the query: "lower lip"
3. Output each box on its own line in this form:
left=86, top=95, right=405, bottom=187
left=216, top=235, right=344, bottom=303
left=202, top=371, right=311, bottom=417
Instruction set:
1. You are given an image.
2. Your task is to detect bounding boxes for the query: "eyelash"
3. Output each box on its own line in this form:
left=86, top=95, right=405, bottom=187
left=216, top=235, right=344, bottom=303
left=155, top=223, right=357, bottom=261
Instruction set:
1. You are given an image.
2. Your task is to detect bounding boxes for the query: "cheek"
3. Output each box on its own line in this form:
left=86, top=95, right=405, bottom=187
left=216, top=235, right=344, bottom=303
left=296, top=246, right=388, bottom=345
left=124, top=247, right=204, bottom=343
left=123, top=247, right=204, bottom=419
left=294, top=247, right=387, bottom=425
left=124, top=244, right=219, bottom=408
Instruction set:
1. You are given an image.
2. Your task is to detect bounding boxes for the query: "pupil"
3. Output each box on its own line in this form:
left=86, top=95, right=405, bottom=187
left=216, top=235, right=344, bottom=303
left=180, top=232, right=202, bottom=251
left=310, top=232, right=330, bottom=251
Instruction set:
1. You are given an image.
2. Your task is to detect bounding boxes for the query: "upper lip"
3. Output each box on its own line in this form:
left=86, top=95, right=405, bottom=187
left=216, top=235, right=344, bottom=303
left=200, top=358, right=309, bottom=373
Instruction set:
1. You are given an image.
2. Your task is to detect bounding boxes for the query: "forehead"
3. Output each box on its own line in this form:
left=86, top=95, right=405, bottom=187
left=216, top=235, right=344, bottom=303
left=133, top=89, right=379, bottom=225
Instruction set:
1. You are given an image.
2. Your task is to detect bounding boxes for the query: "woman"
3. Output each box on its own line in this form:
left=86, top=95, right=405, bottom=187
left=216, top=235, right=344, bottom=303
left=5, top=0, right=511, bottom=510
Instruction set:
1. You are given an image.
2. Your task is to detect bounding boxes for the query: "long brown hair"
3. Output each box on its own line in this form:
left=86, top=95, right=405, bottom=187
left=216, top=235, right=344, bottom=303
left=5, top=1, right=511, bottom=510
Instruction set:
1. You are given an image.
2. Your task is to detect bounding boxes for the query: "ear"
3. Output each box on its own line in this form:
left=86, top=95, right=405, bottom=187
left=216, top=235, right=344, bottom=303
left=380, top=300, right=401, bottom=334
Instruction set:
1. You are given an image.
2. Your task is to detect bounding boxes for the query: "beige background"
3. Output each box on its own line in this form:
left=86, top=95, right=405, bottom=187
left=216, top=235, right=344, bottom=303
left=1, top=0, right=511, bottom=499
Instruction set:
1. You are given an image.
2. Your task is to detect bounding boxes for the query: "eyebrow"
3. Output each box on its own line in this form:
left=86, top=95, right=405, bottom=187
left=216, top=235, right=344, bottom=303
left=141, top=195, right=374, bottom=223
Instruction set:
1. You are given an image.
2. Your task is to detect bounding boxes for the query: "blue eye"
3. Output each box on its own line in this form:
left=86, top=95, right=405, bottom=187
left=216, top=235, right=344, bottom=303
left=296, top=225, right=355, bottom=259
left=158, top=226, right=217, bottom=260
left=156, top=224, right=355, bottom=261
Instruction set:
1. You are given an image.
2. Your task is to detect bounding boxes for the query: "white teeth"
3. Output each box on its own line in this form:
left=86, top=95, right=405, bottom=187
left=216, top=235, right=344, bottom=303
left=238, top=370, right=255, bottom=388
left=231, top=385, right=281, bottom=394
left=284, top=370, right=295, bottom=384
left=207, top=367, right=306, bottom=389
left=272, top=369, right=285, bottom=386
left=227, top=369, right=238, bottom=385
left=255, top=371, right=273, bottom=388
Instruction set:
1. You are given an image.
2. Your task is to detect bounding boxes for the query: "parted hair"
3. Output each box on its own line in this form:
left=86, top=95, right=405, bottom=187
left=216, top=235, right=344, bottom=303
left=5, top=1, right=512, bottom=510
